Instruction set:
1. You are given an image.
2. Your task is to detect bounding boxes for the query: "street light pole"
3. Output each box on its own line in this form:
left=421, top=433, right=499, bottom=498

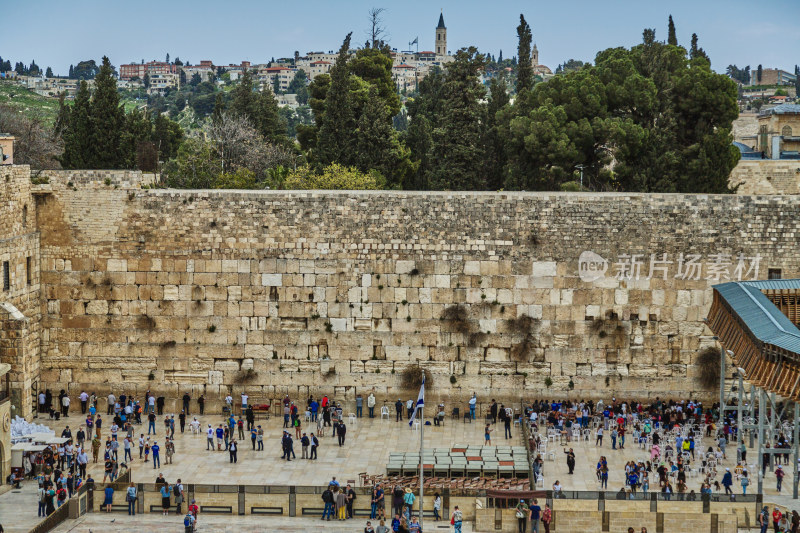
left=575, top=164, right=585, bottom=191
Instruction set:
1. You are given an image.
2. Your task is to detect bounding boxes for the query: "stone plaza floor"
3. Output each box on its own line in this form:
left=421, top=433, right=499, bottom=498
left=49, top=513, right=472, bottom=533
left=4, top=407, right=800, bottom=532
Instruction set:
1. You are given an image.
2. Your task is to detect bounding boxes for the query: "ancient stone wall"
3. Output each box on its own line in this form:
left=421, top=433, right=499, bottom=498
left=0, top=165, right=41, bottom=417
left=26, top=171, right=800, bottom=407
left=730, top=160, right=800, bottom=195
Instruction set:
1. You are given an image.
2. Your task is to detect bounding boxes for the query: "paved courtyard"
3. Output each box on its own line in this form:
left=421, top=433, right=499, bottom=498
left=4, top=407, right=800, bottom=532
left=49, top=513, right=472, bottom=533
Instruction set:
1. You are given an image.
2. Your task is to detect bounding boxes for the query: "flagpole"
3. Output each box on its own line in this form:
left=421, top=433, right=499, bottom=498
left=419, top=369, right=424, bottom=529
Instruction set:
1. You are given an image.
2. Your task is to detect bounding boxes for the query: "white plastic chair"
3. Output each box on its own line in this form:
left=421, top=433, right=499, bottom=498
left=413, top=421, right=420, bottom=431
left=304, top=411, right=311, bottom=422
left=349, top=413, right=357, bottom=425
left=381, top=406, right=390, bottom=420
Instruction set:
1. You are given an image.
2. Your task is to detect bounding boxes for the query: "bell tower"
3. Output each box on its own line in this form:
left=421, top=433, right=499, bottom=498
left=532, top=43, right=539, bottom=67
left=436, top=11, right=447, bottom=56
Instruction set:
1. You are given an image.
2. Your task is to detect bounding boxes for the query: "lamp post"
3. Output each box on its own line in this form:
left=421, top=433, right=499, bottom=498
left=575, top=164, right=585, bottom=190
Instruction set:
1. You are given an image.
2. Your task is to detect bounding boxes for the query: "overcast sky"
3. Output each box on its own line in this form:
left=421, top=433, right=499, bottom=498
left=2, top=0, right=798, bottom=76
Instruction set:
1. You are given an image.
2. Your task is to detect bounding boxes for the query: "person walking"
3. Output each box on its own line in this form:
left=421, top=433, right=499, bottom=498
left=722, top=468, right=733, bottom=495
left=542, top=503, right=552, bottom=533
left=338, top=422, right=347, bottom=446
left=257, top=425, right=264, bottom=451
left=504, top=413, right=512, bottom=439
left=237, top=417, right=245, bottom=440
left=451, top=506, right=463, bottom=533
left=310, top=432, right=319, bottom=459
left=485, top=424, right=493, bottom=446
left=776, top=465, right=785, bottom=492
left=148, top=412, right=156, bottom=435
left=229, top=439, right=238, bottom=463
left=126, top=482, right=137, bottom=516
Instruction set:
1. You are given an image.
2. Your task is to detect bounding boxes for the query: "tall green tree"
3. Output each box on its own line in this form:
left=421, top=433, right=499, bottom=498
left=45, top=66, right=53, bottom=78
left=428, top=47, right=488, bottom=190
left=230, top=69, right=258, bottom=119
left=515, top=15, right=533, bottom=94
left=255, top=88, right=287, bottom=144
left=316, top=33, right=355, bottom=167
left=211, top=92, right=226, bottom=125
left=287, top=69, right=309, bottom=104
left=667, top=15, right=678, bottom=46
left=120, top=107, right=152, bottom=169
left=60, top=81, right=93, bottom=169
left=483, top=76, right=510, bottom=190
left=405, top=67, right=445, bottom=190
left=90, top=56, right=125, bottom=168
left=757, top=64, right=762, bottom=83
left=354, top=87, right=415, bottom=187
left=795, top=65, right=800, bottom=97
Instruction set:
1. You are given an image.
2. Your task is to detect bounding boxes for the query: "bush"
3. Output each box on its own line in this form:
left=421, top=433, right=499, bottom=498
left=284, top=163, right=384, bottom=190
left=544, top=377, right=553, bottom=388
left=400, top=365, right=432, bottom=390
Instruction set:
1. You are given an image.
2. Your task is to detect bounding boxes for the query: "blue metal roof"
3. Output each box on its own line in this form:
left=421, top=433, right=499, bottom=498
left=714, top=279, right=800, bottom=355
left=769, top=103, right=800, bottom=115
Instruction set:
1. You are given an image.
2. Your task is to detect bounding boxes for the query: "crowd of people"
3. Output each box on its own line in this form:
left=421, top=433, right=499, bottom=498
left=13, top=389, right=800, bottom=533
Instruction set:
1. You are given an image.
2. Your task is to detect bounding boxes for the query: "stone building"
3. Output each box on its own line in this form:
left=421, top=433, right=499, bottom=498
left=754, top=103, right=800, bottom=159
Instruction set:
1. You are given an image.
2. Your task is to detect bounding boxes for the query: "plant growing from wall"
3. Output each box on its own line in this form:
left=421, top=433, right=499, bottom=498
left=136, top=314, right=156, bottom=330
left=544, top=376, right=553, bottom=388
left=509, top=314, right=541, bottom=362
left=695, top=347, right=720, bottom=390
left=400, top=364, right=432, bottom=390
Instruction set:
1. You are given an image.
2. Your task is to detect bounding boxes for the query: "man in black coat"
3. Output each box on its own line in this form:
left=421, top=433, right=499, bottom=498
left=338, top=422, right=347, bottom=446
left=395, top=399, right=403, bottom=422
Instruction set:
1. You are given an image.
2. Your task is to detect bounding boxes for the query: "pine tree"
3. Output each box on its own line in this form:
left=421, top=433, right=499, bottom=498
left=255, top=88, right=287, bottom=144
left=230, top=70, right=258, bottom=120
left=60, top=81, right=93, bottom=169
left=516, top=15, right=533, bottom=94
left=90, top=56, right=125, bottom=168
left=211, top=93, right=226, bottom=125
left=316, top=33, right=355, bottom=167
left=354, top=87, right=414, bottom=188
left=667, top=15, right=677, bottom=46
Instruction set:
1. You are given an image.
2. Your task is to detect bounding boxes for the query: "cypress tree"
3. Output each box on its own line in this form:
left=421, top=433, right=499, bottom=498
left=668, top=15, right=677, bottom=46
left=69, top=65, right=74, bottom=78
left=316, top=33, right=355, bottom=167
left=60, top=81, right=93, bottom=169
left=515, top=15, right=533, bottom=94
left=757, top=64, right=762, bottom=83
left=795, top=66, right=799, bottom=98
left=429, top=47, right=488, bottom=190
left=53, top=92, right=70, bottom=138
left=90, top=56, right=125, bottom=168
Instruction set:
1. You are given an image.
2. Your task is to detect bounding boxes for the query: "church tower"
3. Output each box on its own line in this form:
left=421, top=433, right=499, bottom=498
left=436, top=11, right=447, bottom=56
left=532, top=43, right=539, bottom=66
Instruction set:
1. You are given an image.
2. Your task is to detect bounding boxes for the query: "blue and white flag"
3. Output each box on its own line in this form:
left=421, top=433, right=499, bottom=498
left=408, top=374, right=425, bottom=427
